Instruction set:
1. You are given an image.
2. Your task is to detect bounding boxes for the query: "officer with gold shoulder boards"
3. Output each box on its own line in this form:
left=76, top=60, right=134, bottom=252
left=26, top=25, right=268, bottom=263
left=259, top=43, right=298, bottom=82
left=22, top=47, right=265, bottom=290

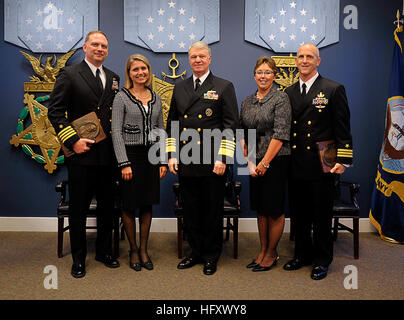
left=166, top=41, right=239, bottom=275
left=284, top=43, right=353, bottom=280
left=48, top=31, right=120, bottom=278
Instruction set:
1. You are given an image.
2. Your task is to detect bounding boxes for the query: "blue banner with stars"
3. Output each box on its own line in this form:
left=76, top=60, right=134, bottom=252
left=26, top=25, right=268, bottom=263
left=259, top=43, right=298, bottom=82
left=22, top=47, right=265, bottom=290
left=124, top=0, right=220, bottom=53
left=245, top=0, right=339, bottom=53
left=4, top=0, right=98, bottom=53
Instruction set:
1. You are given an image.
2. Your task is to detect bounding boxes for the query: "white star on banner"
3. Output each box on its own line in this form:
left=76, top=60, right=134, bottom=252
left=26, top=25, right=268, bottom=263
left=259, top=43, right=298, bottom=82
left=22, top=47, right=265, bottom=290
left=157, top=25, right=165, bottom=32
left=179, top=41, right=186, bottom=48
left=157, top=41, right=164, bottom=48
left=189, top=33, right=196, bottom=40
left=36, top=25, right=43, bottom=32
left=290, top=2, right=297, bottom=8
left=289, top=33, right=296, bottom=40
left=310, top=17, right=317, bottom=24
left=280, top=9, right=286, bottom=16
left=300, top=9, right=307, bottom=16
left=57, top=9, right=64, bottom=15
left=269, top=17, right=276, bottom=24
left=36, top=41, right=43, bottom=49
left=280, top=25, right=286, bottom=32
left=36, top=10, right=42, bottom=16
left=189, top=16, right=196, bottom=24
left=178, top=24, right=185, bottom=31
left=178, top=8, right=185, bottom=15
left=148, top=33, right=154, bottom=40
left=56, top=42, right=63, bottom=49
left=168, top=1, right=175, bottom=8
left=67, top=35, right=74, bottom=42
left=300, top=25, right=307, bottom=32
left=147, top=16, right=154, bottom=23
left=290, top=18, right=296, bottom=24
left=269, top=34, right=276, bottom=40
left=67, top=17, right=74, bottom=24
left=25, top=34, right=33, bottom=41
left=279, top=41, right=286, bottom=48
left=46, top=2, right=53, bottom=9
left=158, top=8, right=165, bottom=15
left=26, top=18, right=33, bottom=24
left=168, top=33, right=175, bottom=40
left=310, top=34, right=317, bottom=40
left=168, top=17, right=175, bottom=24
left=46, top=34, right=53, bottom=41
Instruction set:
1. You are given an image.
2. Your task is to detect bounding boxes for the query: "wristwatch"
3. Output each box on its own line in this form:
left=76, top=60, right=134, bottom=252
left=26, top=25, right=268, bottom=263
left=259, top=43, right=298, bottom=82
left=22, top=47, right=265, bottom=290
left=261, top=161, right=270, bottom=169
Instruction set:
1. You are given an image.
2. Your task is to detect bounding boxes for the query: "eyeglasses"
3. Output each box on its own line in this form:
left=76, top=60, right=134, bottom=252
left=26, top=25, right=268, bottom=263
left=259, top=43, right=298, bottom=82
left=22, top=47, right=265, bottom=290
left=255, top=71, right=274, bottom=76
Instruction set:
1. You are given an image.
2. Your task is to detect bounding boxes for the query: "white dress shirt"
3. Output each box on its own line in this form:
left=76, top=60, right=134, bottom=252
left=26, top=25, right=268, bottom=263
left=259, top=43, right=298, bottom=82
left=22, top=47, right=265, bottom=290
left=84, top=58, right=106, bottom=89
left=299, top=72, right=319, bottom=94
left=193, top=70, right=210, bottom=89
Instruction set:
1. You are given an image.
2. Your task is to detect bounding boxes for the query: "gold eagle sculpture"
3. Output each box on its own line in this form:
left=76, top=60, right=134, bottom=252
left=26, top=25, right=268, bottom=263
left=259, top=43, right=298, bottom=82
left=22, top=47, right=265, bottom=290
left=20, top=50, right=76, bottom=83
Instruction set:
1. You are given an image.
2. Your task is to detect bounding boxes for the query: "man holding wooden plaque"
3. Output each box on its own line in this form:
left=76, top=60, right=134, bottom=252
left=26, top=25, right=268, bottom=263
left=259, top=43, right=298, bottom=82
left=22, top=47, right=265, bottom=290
left=48, top=31, right=120, bottom=278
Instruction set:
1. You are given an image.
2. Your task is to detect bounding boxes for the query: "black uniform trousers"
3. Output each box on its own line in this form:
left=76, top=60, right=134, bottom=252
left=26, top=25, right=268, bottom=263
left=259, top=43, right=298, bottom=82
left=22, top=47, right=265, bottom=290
left=67, top=164, right=114, bottom=263
left=179, top=174, right=225, bottom=262
left=289, top=173, right=336, bottom=267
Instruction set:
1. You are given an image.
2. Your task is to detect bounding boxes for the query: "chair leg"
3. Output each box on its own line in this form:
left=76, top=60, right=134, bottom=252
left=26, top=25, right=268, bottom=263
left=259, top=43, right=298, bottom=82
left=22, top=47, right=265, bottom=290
left=353, top=217, right=359, bottom=259
left=233, top=217, right=238, bottom=259
left=333, top=217, right=339, bottom=241
left=113, top=215, right=119, bottom=259
left=225, top=217, right=230, bottom=241
left=57, top=216, right=64, bottom=258
left=177, top=217, right=183, bottom=259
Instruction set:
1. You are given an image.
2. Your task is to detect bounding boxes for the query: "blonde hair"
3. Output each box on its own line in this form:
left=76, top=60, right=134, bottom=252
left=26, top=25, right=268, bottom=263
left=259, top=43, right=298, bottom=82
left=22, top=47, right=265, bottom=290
left=123, top=54, right=152, bottom=88
left=188, top=41, right=211, bottom=56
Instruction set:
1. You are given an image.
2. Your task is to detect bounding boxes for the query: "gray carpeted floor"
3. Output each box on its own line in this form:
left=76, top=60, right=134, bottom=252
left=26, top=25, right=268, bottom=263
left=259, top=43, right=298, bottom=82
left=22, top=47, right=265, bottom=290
left=0, top=231, right=403, bottom=300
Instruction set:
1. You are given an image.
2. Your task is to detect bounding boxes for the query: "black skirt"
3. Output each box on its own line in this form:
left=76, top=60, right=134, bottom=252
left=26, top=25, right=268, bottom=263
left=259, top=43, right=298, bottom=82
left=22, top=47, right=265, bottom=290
left=249, top=155, right=290, bottom=217
left=119, top=146, right=160, bottom=210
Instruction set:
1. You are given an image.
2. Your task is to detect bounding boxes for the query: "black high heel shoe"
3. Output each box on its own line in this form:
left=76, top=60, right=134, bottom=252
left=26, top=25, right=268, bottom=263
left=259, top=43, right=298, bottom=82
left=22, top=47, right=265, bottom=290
left=140, top=252, right=154, bottom=271
left=246, top=259, right=260, bottom=269
left=252, top=256, right=280, bottom=272
left=129, top=250, right=141, bottom=272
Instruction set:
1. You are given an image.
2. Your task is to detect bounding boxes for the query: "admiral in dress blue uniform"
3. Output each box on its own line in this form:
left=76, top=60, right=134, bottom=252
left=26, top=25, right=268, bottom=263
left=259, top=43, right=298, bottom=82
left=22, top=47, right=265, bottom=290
left=166, top=41, right=239, bottom=275
left=48, top=31, right=120, bottom=278
left=284, top=43, right=353, bottom=280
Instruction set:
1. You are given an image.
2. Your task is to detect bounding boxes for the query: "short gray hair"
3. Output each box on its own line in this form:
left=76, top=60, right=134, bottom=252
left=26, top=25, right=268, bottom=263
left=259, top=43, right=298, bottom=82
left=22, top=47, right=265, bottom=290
left=188, top=41, right=211, bottom=56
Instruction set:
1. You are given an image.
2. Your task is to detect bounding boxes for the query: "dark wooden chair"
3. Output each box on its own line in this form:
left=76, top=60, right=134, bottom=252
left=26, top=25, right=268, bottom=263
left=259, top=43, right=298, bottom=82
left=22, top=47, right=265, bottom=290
left=173, top=178, right=241, bottom=259
left=332, top=180, right=360, bottom=259
left=56, top=180, right=121, bottom=258
left=289, top=179, right=360, bottom=259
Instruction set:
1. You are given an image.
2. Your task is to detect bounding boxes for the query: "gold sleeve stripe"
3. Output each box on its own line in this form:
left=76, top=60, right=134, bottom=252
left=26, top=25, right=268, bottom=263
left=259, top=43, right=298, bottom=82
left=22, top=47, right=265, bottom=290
left=218, top=147, right=235, bottom=157
left=166, top=138, right=177, bottom=153
left=220, top=140, right=236, bottom=148
left=58, top=126, right=75, bottom=137
left=58, top=126, right=76, bottom=142
left=338, top=149, right=353, bottom=152
left=60, top=131, right=77, bottom=143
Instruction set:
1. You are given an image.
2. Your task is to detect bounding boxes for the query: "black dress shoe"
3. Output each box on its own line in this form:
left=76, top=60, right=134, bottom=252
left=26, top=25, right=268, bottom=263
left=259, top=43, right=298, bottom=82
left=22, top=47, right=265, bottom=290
left=252, top=256, right=279, bottom=272
left=311, top=265, right=328, bottom=280
left=283, top=258, right=311, bottom=271
left=71, top=263, right=86, bottom=278
left=177, top=256, right=200, bottom=269
left=246, top=259, right=260, bottom=269
left=140, top=256, right=154, bottom=271
left=95, top=255, right=120, bottom=268
left=129, top=250, right=141, bottom=272
left=203, top=260, right=217, bottom=275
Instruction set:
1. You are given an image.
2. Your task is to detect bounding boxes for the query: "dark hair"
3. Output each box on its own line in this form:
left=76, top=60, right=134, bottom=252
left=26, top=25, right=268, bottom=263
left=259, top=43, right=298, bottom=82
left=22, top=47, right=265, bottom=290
left=254, top=56, right=278, bottom=75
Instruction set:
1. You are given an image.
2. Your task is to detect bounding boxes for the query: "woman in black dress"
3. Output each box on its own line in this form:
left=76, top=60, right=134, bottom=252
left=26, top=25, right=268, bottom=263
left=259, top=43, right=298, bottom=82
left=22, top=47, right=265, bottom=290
left=112, top=54, right=167, bottom=271
left=240, top=56, right=291, bottom=271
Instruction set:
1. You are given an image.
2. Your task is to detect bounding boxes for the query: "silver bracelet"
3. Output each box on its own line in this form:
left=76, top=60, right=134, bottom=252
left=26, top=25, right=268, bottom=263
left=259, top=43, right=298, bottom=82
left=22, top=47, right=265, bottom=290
left=261, top=161, right=270, bottom=169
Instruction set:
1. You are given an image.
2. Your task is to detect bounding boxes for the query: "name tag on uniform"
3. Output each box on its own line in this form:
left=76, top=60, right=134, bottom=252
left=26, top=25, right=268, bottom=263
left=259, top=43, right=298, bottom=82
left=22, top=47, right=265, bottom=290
left=204, top=90, right=219, bottom=100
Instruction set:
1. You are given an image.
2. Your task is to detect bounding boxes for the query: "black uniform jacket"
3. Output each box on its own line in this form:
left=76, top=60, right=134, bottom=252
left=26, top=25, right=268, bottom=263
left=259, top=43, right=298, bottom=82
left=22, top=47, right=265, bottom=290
left=285, top=75, right=353, bottom=180
left=166, top=72, right=239, bottom=176
left=48, top=60, right=120, bottom=166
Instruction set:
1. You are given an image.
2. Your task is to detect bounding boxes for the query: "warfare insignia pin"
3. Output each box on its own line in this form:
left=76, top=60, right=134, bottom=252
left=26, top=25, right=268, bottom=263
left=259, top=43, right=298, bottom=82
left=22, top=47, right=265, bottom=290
left=205, top=108, right=213, bottom=117
left=312, top=92, right=328, bottom=112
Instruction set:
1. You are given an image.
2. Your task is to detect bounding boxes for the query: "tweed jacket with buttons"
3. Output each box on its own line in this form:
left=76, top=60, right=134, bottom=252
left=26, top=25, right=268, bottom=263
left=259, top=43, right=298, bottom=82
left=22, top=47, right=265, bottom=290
left=240, top=85, right=292, bottom=160
left=111, top=87, right=164, bottom=168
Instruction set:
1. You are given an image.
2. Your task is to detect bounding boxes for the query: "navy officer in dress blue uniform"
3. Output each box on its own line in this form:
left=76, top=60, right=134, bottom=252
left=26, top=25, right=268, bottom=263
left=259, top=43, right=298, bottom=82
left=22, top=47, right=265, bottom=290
left=48, top=30, right=120, bottom=278
left=166, top=41, right=239, bottom=275
left=284, top=43, right=353, bottom=280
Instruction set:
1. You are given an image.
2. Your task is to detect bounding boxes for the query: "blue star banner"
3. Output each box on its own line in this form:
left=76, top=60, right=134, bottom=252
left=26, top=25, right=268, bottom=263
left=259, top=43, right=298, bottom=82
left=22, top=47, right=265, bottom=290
left=4, top=0, right=98, bottom=53
left=245, top=0, right=339, bottom=53
left=124, top=0, right=220, bottom=53
left=370, top=26, right=404, bottom=244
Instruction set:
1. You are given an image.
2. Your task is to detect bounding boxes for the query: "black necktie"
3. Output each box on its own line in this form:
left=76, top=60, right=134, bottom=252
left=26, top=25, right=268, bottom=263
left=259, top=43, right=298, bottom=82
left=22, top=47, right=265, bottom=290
left=195, top=78, right=200, bottom=91
left=96, top=68, right=104, bottom=95
left=301, top=83, right=307, bottom=98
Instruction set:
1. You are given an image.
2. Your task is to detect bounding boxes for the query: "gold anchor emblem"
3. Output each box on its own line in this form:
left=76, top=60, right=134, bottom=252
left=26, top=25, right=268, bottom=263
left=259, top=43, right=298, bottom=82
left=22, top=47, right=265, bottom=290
left=162, top=53, right=186, bottom=80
